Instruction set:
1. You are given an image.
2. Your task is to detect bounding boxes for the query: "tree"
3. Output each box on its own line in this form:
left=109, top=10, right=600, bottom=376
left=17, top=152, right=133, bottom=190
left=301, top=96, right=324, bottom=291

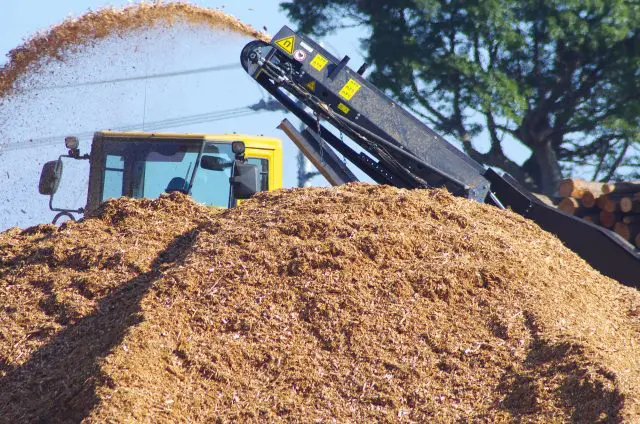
left=281, top=0, right=640, bottom=195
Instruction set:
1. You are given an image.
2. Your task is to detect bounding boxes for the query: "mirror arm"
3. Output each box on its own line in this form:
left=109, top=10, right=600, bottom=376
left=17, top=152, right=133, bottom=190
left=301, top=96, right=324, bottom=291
left=228, top=161, right=238, bottom=208
left=47, top=154, right=88, bottom=216
left=68, top=150, right=90, bottom=160
left=48, top=190, right=84, bottom=214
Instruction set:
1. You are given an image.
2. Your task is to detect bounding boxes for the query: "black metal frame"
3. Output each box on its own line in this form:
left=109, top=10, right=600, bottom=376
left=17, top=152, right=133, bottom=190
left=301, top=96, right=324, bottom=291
left=241, top=32, right=491, bottom=200
left=241, top=27, right=640, bottom=288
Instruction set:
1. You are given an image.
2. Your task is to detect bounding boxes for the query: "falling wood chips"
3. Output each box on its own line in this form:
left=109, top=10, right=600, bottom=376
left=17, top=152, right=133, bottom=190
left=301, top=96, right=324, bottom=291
left=1, top=185, right=639, bottom=422
left=0, top=2, right=269, bottom=98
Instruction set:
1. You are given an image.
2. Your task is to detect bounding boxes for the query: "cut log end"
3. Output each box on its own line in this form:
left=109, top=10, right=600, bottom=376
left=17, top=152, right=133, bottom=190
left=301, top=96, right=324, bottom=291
left=614, top=222, right=631, bottom=241
left=558, top=197, right=579, bottom=215
left=599, top=211, right=621, bottom=228
left=581, top=191, right=597, bottom=208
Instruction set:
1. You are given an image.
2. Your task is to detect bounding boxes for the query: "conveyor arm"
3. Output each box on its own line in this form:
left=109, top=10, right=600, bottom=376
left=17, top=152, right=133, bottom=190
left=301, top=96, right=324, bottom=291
left=241, top=26, right=640, bottom=288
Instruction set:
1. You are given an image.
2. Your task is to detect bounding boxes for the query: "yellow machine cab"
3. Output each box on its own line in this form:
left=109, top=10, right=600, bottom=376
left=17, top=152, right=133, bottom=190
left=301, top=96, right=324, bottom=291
left=38, top=131, right=283, bottom=222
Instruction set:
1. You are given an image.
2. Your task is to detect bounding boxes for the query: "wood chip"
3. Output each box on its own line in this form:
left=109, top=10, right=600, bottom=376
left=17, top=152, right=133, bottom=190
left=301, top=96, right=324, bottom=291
left=1, top=185, right=639, bottom=422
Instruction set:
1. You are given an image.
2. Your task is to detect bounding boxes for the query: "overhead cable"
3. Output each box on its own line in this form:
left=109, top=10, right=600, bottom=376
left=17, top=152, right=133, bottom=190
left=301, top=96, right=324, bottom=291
left=0, top=106, right=256, bottom=153
left=21, top=63, right=238, bottom=92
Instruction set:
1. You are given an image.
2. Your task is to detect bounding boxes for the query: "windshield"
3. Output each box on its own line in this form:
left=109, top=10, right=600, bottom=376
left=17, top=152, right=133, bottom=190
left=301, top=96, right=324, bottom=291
left=101, top=138, right=234, bottom=207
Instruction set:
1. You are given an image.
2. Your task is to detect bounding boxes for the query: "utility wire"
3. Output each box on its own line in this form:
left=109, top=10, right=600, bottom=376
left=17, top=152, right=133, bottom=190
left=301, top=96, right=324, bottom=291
left=21, top=63, right=238, bottom=92
left=0, top=106, right=256, bottom=153
left=0, top=99, right=285, bottom=153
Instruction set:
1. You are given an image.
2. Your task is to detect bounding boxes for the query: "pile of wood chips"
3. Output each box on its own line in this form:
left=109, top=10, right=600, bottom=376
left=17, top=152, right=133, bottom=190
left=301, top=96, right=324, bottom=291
left=558, top=178, right=640, bottom=246
left=1, top=185, right=639, bottom=422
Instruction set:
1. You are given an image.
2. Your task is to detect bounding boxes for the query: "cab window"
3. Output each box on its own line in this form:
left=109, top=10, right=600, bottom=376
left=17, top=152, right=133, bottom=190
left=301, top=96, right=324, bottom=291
left=101, top=139, right=234, bottom=207
left=190, top=143, right=235, bottom=206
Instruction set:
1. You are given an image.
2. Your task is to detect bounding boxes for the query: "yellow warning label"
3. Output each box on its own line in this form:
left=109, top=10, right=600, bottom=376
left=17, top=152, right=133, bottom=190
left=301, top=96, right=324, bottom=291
left=274, top=35, right=295, bottom=55
left=305, top=80, right=316, bottom=92
left=310, top=54, right=329, bottom=71
left=338, top=79, right=361, bottom=101
left=337, top=103, right=350, bottom=114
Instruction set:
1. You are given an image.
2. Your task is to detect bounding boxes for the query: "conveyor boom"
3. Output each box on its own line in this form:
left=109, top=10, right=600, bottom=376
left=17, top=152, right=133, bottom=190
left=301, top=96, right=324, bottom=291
left=241, top=26, right=640, bottom=288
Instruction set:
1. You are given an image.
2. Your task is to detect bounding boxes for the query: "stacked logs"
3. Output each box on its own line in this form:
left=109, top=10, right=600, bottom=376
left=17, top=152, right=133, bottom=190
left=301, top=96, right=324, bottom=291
left=558, top=179, right=640, bottom=247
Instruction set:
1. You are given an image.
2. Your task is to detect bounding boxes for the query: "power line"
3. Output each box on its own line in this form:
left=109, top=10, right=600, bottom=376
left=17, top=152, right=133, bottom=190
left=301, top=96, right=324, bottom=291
left=0, top=99, right=285, bottom=154
left=0, top=106, right=256, bottom=153
left=21, top=63, right=238, bottom=92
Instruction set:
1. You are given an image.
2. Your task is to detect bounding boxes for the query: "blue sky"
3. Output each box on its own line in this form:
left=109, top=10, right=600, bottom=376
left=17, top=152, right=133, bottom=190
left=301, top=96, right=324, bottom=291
left=0, top=1, right=370, bottom=230
left=0, top=1, right=532, bottom=231
left=1, top=1, right=299, bottom=64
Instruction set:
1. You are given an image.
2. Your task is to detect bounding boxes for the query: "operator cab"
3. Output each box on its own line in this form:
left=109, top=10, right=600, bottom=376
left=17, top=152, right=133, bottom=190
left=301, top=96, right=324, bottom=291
left=98, top=137, right=258, bottom=206
left=39, top=131, right=283, bottom=222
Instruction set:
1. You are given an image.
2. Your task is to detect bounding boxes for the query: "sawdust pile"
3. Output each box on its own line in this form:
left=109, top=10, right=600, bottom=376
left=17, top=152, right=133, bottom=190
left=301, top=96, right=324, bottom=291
left=0, top=2, right=269, bottom=97
left=1, top=184, right=639, bottom=422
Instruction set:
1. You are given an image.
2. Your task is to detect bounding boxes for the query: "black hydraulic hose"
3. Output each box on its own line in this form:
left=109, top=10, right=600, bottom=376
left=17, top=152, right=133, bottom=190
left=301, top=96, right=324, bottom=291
left=263, top=81, right=395, bottom=185
left=258, top=57, right=470, bottom=191
left=324, top=103, right=471, bottom=191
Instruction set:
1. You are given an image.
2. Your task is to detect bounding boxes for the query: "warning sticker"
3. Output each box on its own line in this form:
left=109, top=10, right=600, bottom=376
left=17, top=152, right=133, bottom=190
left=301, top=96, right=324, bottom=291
left=338, top=79, right=362, bottom=101
left=305, top=80, right=316, bottom=92
left=310, top=54, right=329, bottom=71
left=274, top=35, right=295, bottom=55
left=293, top=49, right=307, bottom=62
left=337, top=103, right=350, bottom=114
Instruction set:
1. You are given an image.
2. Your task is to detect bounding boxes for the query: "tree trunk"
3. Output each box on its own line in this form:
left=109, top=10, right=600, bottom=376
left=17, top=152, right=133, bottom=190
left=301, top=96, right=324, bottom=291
left=533, top=142, right=563, bottom=196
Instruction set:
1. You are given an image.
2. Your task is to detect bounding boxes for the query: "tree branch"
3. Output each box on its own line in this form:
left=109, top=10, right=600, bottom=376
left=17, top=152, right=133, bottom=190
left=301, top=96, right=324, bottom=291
left=485, top=107, right=502, bottom=148
left=551, top=66, right=602, bottom=140
left=591, top=138, right=612, bottom=180
left=477, top=108, right=530, bottom=183
left=602, top=139, right=631, bottom=182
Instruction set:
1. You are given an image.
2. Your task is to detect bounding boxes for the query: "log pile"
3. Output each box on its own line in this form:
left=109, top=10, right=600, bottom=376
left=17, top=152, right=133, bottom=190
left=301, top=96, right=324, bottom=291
left=557, top=178, right=640, bottom=246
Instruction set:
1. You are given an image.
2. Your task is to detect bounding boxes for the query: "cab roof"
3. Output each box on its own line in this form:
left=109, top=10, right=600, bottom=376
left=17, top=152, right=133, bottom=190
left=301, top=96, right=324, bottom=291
left=94, top=131, right=282, bottom=150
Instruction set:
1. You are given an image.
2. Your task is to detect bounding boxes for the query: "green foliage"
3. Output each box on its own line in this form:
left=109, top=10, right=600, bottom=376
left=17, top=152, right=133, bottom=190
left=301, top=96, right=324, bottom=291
left=281, top=0, right=640, bottom=194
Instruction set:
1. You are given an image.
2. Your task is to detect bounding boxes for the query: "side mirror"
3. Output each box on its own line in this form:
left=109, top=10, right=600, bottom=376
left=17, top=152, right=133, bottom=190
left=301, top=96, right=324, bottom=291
left=232, top=161, right=259, bottom=199
left=39, top=160, right=63, bottom=195
left=201, top=155, right=232, bottom=171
